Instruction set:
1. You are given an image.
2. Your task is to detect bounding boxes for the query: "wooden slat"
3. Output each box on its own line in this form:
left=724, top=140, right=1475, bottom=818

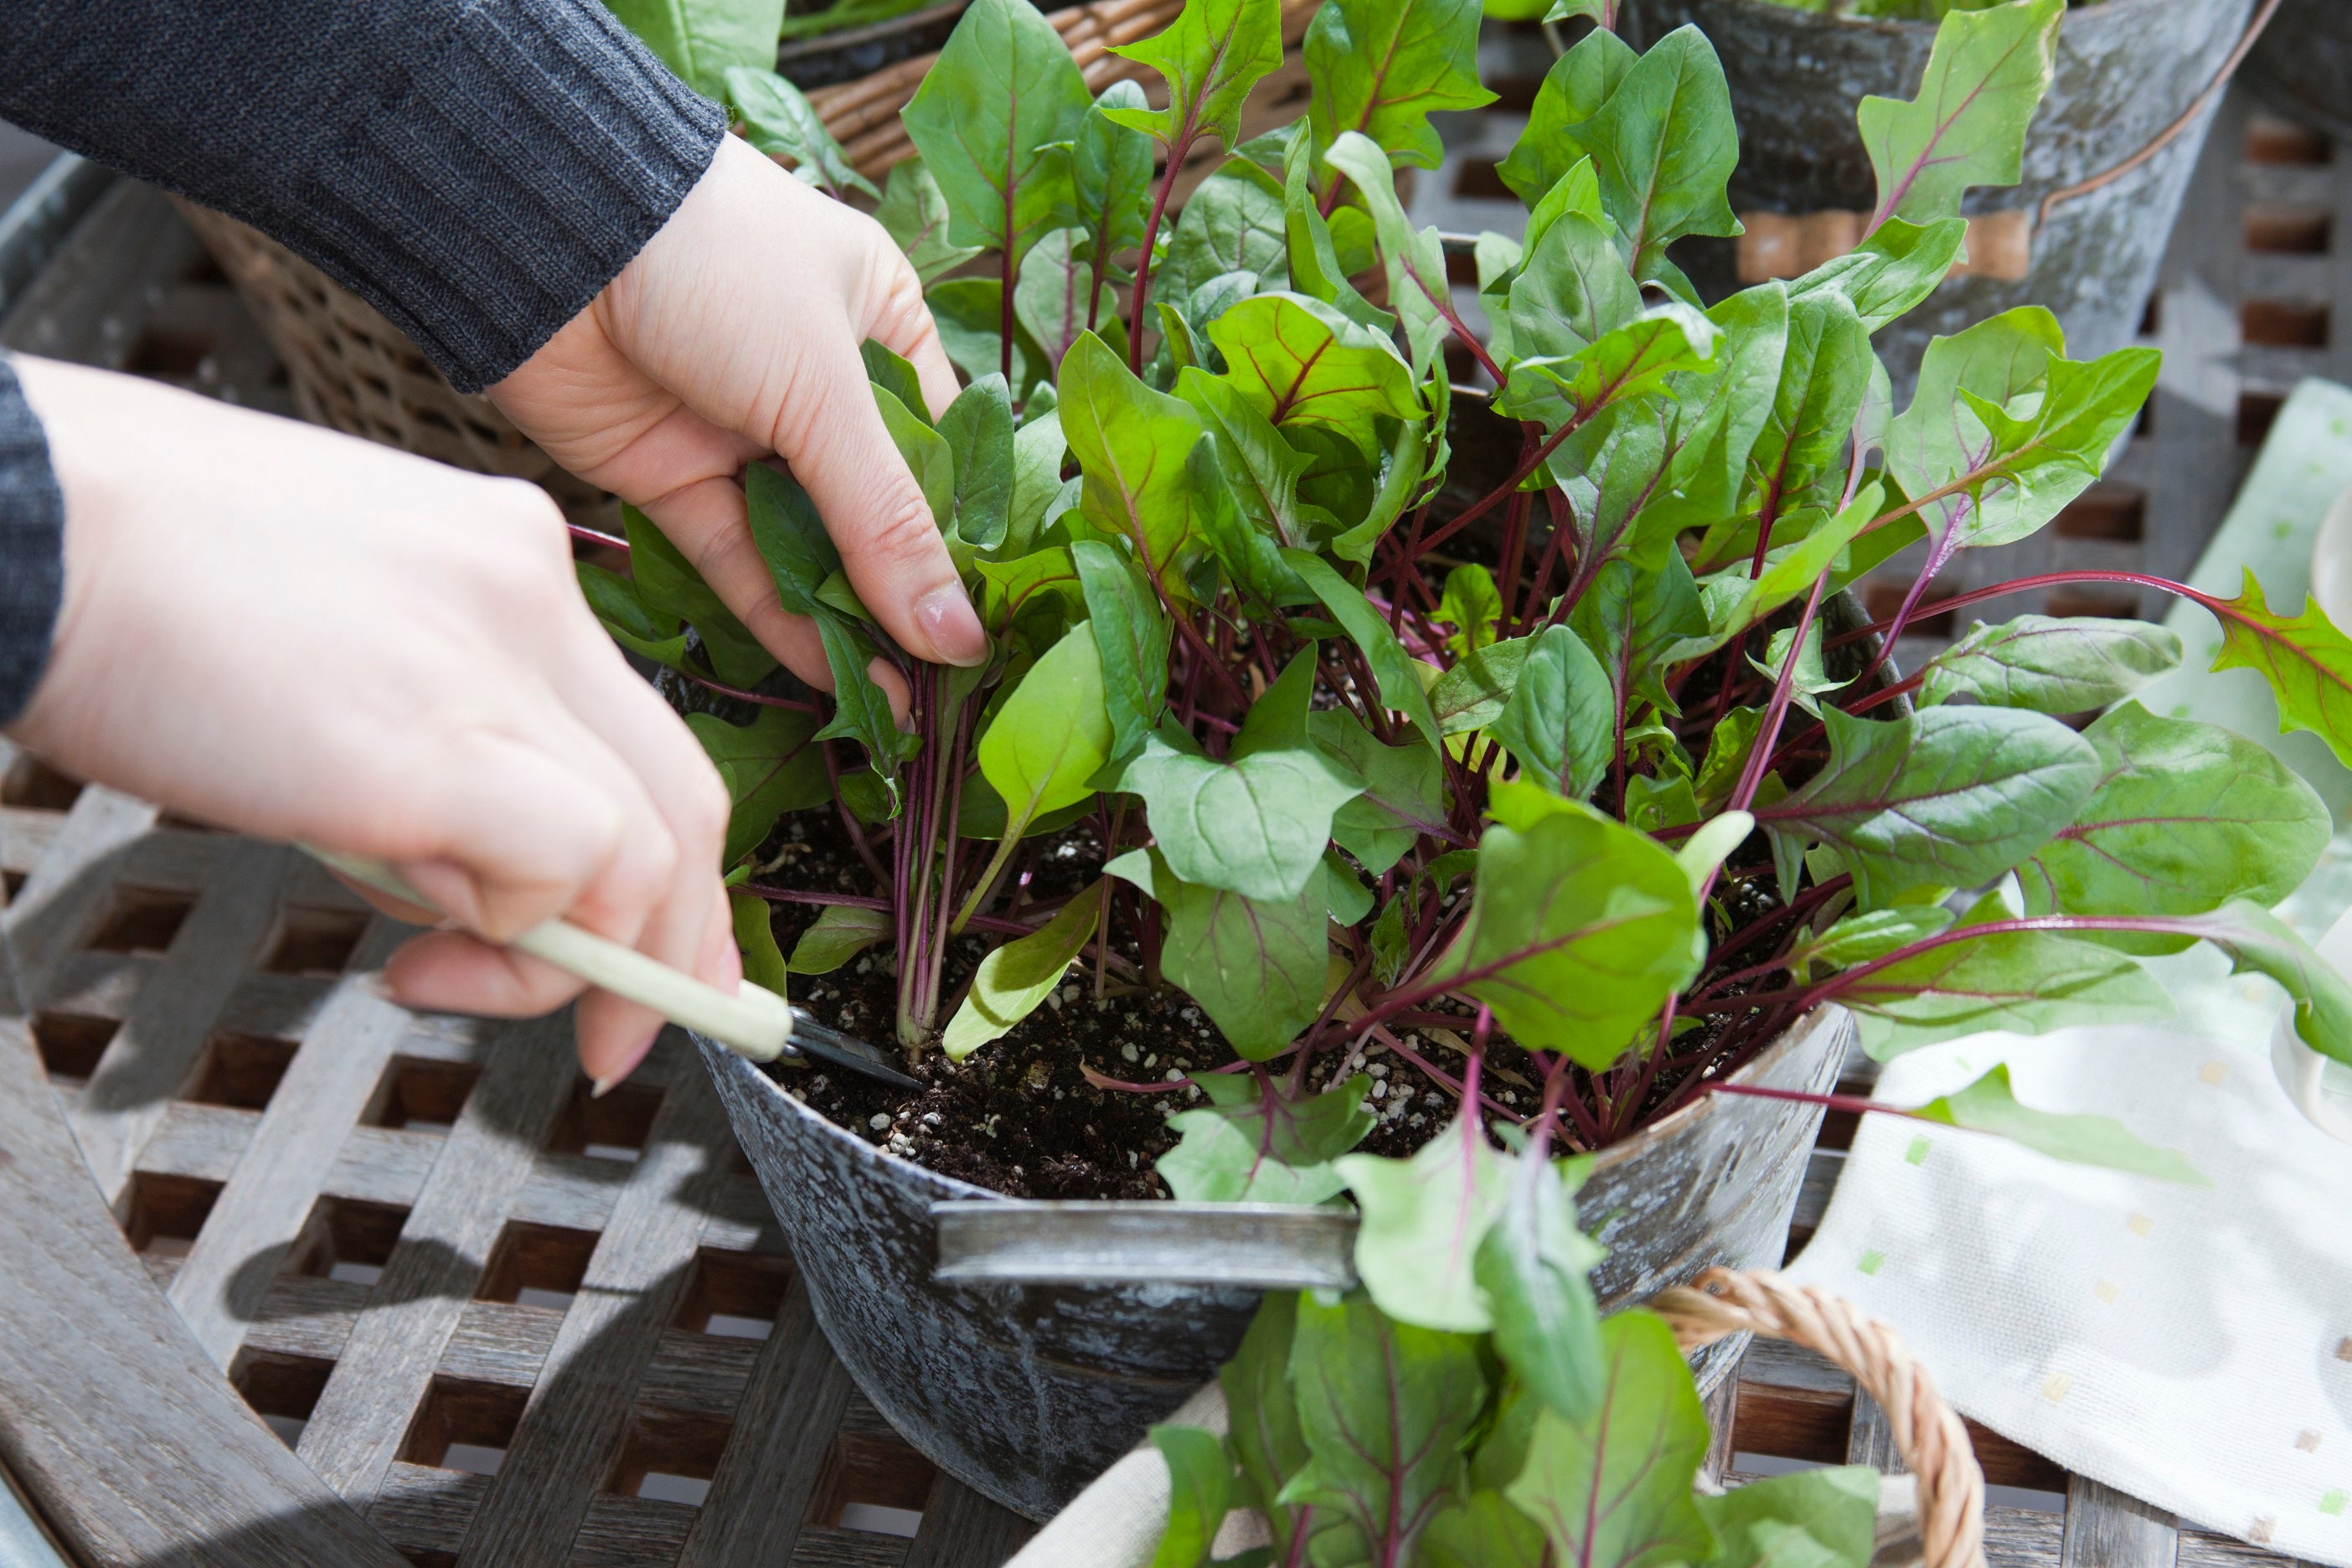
left=166, top=916, right=418, bottom=1369
left=1846, top=1391, right=1906, bottom=1473
left=0, top=1009, right=409, bottom=1567
left=66, top=838, right=291, bottom=1205
left=677, top=1277, right=856, bottom=1568
left=456, top=1033, right=738, bottom=1567
left=2062, top=1477, right=2179, bottom=1568
left=4, top=787, right=158, bottom=1003
left=902, top=1476, right=1034, bottom=1568
left=297, top=1012, right=580, bottom=1504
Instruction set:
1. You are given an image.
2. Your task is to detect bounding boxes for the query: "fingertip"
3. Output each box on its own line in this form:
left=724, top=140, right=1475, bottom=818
left=913, top=584, right=989, bottom=668
left=867, top=655, right=913, bottom=726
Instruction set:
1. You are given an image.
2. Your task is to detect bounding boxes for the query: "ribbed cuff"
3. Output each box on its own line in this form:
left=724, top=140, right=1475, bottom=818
left=277, top=1, right=727, bottom=391
left=0, top=361, right=64, bottom=725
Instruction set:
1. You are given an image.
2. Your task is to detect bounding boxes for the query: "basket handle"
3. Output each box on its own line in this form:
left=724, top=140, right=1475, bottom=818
left=1651, top=1268, right=1988, bottom=1568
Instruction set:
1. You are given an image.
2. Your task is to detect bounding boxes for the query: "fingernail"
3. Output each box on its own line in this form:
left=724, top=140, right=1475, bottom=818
left=593, top=1029, right=661, bottom=1097
left=915, top=584, right=989, bottom=667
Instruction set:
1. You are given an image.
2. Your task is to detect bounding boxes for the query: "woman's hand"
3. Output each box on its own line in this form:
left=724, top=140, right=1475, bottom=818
left=8, top=355, right=734, bottom=1089
left=491, top=135, right=986, bottom=698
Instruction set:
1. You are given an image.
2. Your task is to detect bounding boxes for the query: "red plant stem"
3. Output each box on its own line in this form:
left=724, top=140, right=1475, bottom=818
left=1000, top=243, right=1017, bottom=384
left=1705, top=1081, right=1932, bottom=1123
left=569, top=524, right=629, bottom=553
left=683, top=671, right=823, bottom=714
left=819, top=741, right=890, bottom=888
left=1727, top=570, right=1832, bottom=822
left=1126, top=121, right=1201, bottom=374
left=1828, top=568, right=2213, bottom=650
left=742, top=884, right=1047, bottom=941
left=1494, top=488, right=1531, bottom=636
left=1388, top=504, right=1431, bottom=632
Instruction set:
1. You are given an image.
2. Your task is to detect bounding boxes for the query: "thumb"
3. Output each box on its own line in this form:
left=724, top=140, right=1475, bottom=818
left=771, top=336, right=987, bottom=668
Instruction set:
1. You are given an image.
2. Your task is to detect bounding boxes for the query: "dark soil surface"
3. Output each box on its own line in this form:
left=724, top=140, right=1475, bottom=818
left=744, top=807, right=1558, bottom=1199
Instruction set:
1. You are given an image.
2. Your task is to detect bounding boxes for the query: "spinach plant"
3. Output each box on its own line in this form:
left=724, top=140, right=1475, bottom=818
left=581, top=0, right=2352, bottom=1220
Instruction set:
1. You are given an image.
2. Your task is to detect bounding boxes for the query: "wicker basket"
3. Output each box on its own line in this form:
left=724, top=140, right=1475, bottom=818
left=180, top=0, right=1318, bottom=518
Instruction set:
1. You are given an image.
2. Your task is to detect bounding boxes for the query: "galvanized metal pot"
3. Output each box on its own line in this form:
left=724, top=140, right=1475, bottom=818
left=1622, top=0, right=2252, bottom=389
left=2245, top=0, right=2352, bottom=142
left=700, top=1003, right=1853, bottom=1519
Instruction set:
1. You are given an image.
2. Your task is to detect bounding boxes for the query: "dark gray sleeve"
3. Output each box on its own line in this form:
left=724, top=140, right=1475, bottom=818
left=0, top=0, right=729, bottom=392
left=0, top=360, right=63, bottom=725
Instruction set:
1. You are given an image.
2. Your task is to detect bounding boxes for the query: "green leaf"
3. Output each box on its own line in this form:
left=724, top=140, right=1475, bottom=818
left=1685, top=483, right=1882, bottom=658
left=927, top=277, right=1044, bottom=394
left=1917, top=616, right=2182, bottom=713
left=1790, top=216, right=1968, bottom=334
left=1559, top=24, right=1741, bottom=278
left=1014, top=229, right=1107, bottom=376
left=1437, top=564, right=1503, bottom=656
left=1913, top=1064, right=2208, bottom=1186
left=2209, top=567, right=2352, bottom=769
left=1890, top=311, right=2159, bottom=551
left=1311, top=709, right=1443, bottom=873
left=978, top=621, right=1116, bottom=839
left=1336, top=1097, right=1509, bottom=1331
left=688, top=706, right=829, bottom=864
left=1859, top=0, right=2061, bottom=227
left=1111, top=847, right=1330, bottom=1059
left=943, top=884, right=1102, bottom=1060
left=787, top=903, right=893, bottom=974
left=901, top=0, right=1092, bottom=273
left=1494, top=623, right=1615, bottom=801
left=625, top=504, right=775, bottom=688
left=1572, top=552, right=1707, bottom=716
left=1324, top=132, right=1453, bottom=374
left=1075, top=80, right=1156, bottom=272
left=1421, top=1493, right=1550, bottom=1568
left=1060, top=332, right=1205, bottom=589
left=874, top=385, right=955, bottom=530
left=1443, top=781, right=1702, bottom=1069
left=1506, top=1310, right=1715, bottom=1568
left=1476, top=1142, right=1605, bottom=1421
left=1070, top=539, right=1173, bottom=761
left=1156, top=163, right=1289, bottom=308
left=730, top=891, right=790, bottom=998
left=878, top=157, right=987, bottom=284
left=1212, top=293, right=1424, bottom=451
left=1788, top=905, right=1956, bottom=977
left=1762, top=704, right=2100, bottom=908
left=1221, top=1294, right=1313, bottom=1558
left=1498, top=303, right=1720, bottom=436
left=1839, top=923, right=2173, bottom=1060
left=2149, top=900, right=2352, bottom=1068
left=1498, top=28, right=1637, bottom=206
left=1739, top=292, right=1871, bottom=527
left=1119, top=735, right=1364, bottom=902
left=1282, top=549, right=1443, bottom=749
left=1328, top=416, right=1428, bottom=565
left=606, top=0, right=781, bottom=98
left=1278, top=1292, right=1487, bottom=1558
left=1432, top=635, right=1533, bottom=735
left=1231, top=644, right=1317, bottom=760
left=977, top=545, right=1087, bottom=637
left=940, top=374, right=1017, bottom=553
left=2017, top=703, right=2329, bottom=942
left=1107, top=0, right=1284, bottom=148
left=725, top=68, right=879, bottom=199
left=1179, top=367, right=1333, bottom=550
left=577, top=562, right=689, bottom=670
left=1150, top=1425, right=1235, bottom=1568
left=1159, top=1071, right=1375, bottom=1203
left=1696, top=1467, right=1879, bottom=1568
left=1007, top=406, right=1068, bottom=558
left=1305, top=0, right=1494, bottom=175
left=1507, top=198, right=1643, bottom=365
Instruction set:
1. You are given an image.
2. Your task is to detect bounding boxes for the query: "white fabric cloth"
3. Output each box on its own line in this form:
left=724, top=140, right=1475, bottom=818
left=1786, top=945, right=2352, bottom=1565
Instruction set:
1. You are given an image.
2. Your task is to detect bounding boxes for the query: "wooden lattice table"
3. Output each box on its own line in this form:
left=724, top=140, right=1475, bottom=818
left=0, top=80, right=2338, bottom=1568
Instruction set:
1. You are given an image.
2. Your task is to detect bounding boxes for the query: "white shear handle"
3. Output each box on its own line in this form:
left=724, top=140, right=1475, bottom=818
left=303, top=847, right=793, bottom=1064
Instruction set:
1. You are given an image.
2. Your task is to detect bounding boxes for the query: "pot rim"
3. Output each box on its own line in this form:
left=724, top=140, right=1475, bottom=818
left=717, top=999, right=1854, bottom=1210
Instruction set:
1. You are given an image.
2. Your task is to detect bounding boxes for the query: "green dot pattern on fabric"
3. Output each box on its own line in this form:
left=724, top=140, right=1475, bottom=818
left=1905, top=1134, right=1932, bottom=1166
left=1859, top=1250, right=1885, bottom=1277
left=2321, top=1490, right=2346, bottom=1518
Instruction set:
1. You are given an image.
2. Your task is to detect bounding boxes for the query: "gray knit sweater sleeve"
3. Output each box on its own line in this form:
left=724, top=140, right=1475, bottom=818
left=0, top=0, right=728, bottom=724
left=0, top=0, right=728, bottom=393
left=0, top=362, right=63, bottom=725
